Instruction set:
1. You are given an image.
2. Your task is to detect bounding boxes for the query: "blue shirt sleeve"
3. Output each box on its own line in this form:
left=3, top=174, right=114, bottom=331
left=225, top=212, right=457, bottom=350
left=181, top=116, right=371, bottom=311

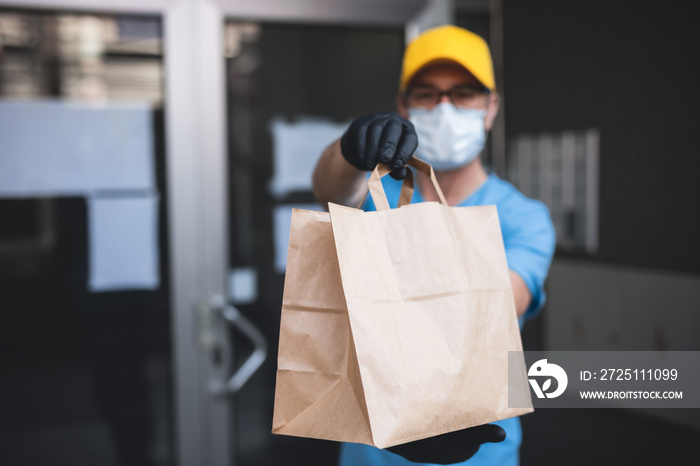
left=498, top=195, right=556, bottom=321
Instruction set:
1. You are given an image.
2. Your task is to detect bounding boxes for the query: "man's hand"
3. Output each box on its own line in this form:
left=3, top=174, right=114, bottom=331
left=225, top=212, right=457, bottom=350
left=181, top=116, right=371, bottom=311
left=386, top=424, right=506, bottom=464
left=340, top=112, right=418, bottom=180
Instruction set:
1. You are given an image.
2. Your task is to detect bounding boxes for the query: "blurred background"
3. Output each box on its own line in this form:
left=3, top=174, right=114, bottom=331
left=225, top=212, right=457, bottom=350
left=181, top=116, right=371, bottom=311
left=0, top=0, right=697, bottom=465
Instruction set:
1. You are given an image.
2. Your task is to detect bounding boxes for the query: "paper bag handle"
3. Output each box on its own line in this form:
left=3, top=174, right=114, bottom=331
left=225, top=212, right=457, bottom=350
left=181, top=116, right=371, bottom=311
left=366, top=156, right=448, bottom=211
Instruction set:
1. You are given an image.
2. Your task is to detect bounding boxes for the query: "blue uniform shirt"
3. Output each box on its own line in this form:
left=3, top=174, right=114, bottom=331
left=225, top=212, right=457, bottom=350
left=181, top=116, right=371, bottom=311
left=340, top=171, right=556, bottom=466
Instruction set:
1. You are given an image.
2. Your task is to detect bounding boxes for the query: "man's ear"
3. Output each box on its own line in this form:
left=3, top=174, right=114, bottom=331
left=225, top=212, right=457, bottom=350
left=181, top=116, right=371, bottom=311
left=396, top=94, right=409, bottom=118
left=484, top=92, right=500, bottom=132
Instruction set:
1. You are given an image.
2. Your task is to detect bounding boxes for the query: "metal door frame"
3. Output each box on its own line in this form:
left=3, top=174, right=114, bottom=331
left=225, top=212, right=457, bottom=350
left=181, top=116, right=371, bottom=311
left=1, top=1, right=451, bottom=465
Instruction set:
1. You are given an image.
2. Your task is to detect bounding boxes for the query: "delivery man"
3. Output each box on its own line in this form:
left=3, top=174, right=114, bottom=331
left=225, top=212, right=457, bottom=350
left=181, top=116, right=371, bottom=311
left=312, top=25, right=555, bottom=465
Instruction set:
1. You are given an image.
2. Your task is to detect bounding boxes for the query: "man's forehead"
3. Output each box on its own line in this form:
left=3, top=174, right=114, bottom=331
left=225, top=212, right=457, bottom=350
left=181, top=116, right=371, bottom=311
left=409, top=61, right=482, bottom=87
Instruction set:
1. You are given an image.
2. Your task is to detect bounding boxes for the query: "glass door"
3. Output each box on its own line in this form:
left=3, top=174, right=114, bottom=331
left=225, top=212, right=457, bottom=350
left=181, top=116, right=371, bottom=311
left=221, top=14, right=431, bottom=466
left=0, top=2, right=234, bottom=465
left=0, top=8, right=173, bottom=466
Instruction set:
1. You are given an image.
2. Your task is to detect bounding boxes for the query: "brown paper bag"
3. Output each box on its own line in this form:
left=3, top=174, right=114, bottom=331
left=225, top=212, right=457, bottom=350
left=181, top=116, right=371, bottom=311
left=272, top=157, right=533, bottom=449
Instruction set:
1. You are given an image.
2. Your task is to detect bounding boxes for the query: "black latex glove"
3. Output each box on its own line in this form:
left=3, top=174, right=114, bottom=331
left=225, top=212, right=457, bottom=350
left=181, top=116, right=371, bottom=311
left=386, top=424, right=506, bottom=465
left=340, top=111, right=418, bottom=180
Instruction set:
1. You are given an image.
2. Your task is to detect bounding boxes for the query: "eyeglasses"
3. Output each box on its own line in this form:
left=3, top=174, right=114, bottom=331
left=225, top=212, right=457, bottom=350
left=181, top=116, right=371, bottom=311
left=405, top=84, right=489, bottom=109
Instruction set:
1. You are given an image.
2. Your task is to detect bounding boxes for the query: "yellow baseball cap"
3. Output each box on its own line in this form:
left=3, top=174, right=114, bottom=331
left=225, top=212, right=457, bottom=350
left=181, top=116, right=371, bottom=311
left=400, top=25, right=496, bottom=92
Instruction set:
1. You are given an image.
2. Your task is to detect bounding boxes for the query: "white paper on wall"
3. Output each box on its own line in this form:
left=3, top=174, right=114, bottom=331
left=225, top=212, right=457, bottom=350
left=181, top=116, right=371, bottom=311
left=268, top=116, right=348, bottom=198
left=0, top=99, right=154, bottom=196
left=229, top=267, right=257, bottom=304
left=87, top=194, right=159, bottom=292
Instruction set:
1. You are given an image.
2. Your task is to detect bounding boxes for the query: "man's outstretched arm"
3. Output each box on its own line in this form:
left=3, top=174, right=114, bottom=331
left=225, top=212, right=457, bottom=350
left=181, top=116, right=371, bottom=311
left=312, top=139, right=367, bottom=210
left=312, top=112, right=418, bottom=210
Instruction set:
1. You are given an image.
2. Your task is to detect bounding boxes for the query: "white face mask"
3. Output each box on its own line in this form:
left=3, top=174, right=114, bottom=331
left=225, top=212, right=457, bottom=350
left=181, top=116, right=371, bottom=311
left=408, top=102, right=487, bottom=171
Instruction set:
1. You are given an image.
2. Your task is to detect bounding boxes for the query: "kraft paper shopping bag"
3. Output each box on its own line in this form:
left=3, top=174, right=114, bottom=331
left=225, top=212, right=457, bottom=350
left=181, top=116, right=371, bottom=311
left=272, top=157, right=532, bottom=449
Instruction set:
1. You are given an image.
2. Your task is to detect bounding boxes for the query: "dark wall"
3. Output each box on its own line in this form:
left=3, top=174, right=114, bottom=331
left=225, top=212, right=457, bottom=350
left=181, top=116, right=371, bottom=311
left=258, top=23, right=404, bottom=121
left=503, top=0, right=700, bottom=273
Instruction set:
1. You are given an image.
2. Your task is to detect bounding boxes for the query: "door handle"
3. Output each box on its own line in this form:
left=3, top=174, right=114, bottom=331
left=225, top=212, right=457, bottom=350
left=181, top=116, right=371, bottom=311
left=203, top=295, right=268, bottom=396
